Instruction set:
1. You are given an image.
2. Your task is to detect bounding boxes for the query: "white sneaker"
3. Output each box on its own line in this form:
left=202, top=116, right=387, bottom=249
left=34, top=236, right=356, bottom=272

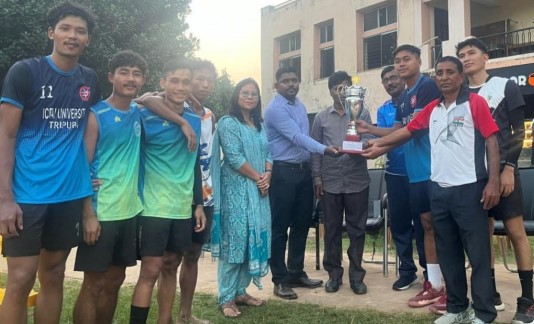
left=433, top=305, right=474, bottom=324
left=471, top=316, right=489, bottom=324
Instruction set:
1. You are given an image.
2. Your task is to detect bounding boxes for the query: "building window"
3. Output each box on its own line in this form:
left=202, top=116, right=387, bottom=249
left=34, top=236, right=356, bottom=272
left=361, top=3, right=397, bottom=70
left=363, top=4, right=397, bottom=31
left=317, top=21, right=335, bottom=79
left=279, top=56, right=301, bottom=77
left=320, top=47, right=335, bottom=79
left=277, top=32, right=301, bottom=78
left=364, top=31, right=397, bottom=70
left=320, top=23, right=334, bottom=43
left=279, top=33, right=301, bottom=54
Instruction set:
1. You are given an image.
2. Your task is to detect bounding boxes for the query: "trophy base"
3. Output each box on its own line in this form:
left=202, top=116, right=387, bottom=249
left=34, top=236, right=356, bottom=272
left=340, top=149, right=363, bottom=154
left=341, top=140, right=363, bottom=154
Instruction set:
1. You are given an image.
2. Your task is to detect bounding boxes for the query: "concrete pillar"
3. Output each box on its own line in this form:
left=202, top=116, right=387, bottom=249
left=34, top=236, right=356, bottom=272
left=442, top=0, right=471, bottom=56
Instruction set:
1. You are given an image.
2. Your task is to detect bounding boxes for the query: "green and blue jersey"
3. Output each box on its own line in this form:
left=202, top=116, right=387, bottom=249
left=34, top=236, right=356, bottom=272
left=139, top=106, right=201, bottom=219
left=90, top=100, right=143, bottom=221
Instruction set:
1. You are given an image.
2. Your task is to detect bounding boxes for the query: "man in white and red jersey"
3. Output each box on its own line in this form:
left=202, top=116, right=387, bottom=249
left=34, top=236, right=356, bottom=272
left=363, top=56, right=501, bottom=324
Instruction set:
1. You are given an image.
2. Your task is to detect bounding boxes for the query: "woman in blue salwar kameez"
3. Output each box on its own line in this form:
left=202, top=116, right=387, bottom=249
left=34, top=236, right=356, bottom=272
left=210, top=78, right=272, bottom=317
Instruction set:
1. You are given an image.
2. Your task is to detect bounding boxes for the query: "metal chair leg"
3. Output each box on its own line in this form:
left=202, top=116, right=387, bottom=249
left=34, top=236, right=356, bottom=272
left=383, top=214, right=388, bottom=277
left=315, top=223, right=320, bottom=270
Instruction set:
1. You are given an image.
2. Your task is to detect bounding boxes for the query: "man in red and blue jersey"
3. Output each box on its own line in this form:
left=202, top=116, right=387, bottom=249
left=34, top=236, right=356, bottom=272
left=358, top=45, right=444, bottom=307
left=376, top=66, right=426, bottom=292
left=0, top=2, right=100, bottom=323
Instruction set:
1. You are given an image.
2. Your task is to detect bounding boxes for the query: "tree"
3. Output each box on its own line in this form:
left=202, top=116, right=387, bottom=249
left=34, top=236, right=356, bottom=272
left=0, top=0, right=198, bottom=95
left=204, top=69, right=234, bottom=120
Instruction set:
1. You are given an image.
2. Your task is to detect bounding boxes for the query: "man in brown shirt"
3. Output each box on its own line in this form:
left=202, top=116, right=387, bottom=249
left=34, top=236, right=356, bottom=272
left=311, top=71, right=372, bottom=294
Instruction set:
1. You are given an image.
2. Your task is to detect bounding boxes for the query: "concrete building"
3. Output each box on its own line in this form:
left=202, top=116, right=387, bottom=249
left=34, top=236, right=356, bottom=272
left=261, top=0, right=534, bottom=123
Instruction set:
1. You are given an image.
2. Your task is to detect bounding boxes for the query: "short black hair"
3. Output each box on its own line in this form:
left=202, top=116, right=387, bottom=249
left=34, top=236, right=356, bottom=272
left=393, top=44, right=421, bottom=59
left=191, top=59, right=217, bottom=79
left=162, top=59, right=192, bottom=77
left=435, top=56, right=463, bottom=73
left=47, top=1, right=97, bottom=35
left=328, top=71, right=352, bottom=90
left=380, top=65, right=395, bottom=79
left=108, top=50, right=148, bottom=75
left=455, top=37, right=488, bottom=57
left=229, top=78, right=263, bottom=131
left=275, top=66, right=299, bottom=82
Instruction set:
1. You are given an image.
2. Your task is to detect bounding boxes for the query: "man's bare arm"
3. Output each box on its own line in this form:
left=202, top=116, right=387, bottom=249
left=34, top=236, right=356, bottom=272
left=82, top=111, right=101, bottom=245
left=481, top=135, right=501, bottom=210
left=357, top=120, right=402, bottom=137
left=141, top=96, right=197, bottom=151
left=0, top=103, right=23, bottom=237
left=361, top=127, right=412, bottom=159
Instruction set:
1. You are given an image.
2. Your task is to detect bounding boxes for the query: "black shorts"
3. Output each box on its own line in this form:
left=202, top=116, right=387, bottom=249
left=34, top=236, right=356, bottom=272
left=191, top=205, right=214, bottom=245
left=409, top=180, right=431, bottom=215
left=74, top=217, right=138, bottom=272
left=2, top=199, right=83, bottom=257
left=489, top=173, right=524, bottom=220
left=138, top=216, right=192, bottom=257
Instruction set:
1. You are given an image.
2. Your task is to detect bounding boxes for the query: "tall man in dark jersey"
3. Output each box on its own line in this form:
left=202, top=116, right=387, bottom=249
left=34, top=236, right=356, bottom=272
left=457, top=37, right=533, bottom=324
left=0, top=2, right=100, bottom=323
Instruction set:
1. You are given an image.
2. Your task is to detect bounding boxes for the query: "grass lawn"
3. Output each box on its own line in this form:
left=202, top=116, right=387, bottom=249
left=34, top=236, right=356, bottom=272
left=14, top=279, right=434, bottom=324
left=2, top=233, right=528, bottom=323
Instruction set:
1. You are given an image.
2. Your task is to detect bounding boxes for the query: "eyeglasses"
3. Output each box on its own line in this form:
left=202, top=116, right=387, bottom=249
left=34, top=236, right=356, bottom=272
left=381, top=75, right=400, bottom=84
left=239, top=91, right=259, bottom=99
left=278, top=78, right=299, bottom=85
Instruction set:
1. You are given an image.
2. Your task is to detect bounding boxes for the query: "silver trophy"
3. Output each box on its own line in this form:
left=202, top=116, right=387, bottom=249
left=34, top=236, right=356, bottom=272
left=337, top=84, right=367, bottom=153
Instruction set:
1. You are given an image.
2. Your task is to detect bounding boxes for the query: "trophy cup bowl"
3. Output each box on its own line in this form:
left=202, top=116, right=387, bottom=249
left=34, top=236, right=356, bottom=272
left=339, top=85, right=366, bottom=154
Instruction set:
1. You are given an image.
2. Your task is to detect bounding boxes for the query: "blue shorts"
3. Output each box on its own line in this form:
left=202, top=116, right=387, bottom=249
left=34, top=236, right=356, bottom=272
left=409, top=180, right=431, bottom=215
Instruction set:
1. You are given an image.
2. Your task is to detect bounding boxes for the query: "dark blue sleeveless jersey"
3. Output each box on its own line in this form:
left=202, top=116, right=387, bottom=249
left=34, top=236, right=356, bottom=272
left=0, top=56, right=100, bottom=203
left=394, top=75, right=440, bottom=183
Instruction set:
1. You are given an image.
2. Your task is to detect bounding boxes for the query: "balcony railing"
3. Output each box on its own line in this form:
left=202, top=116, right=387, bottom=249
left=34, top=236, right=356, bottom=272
left=479, top=27, right=534, bottom=59
left=431, top=44, right=443, bottom=67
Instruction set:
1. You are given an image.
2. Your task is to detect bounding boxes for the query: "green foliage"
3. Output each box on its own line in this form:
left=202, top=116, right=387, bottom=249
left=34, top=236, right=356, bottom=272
left=204, top=69, right=234, bottom=120
left=0, top=0, right=198, bottom=96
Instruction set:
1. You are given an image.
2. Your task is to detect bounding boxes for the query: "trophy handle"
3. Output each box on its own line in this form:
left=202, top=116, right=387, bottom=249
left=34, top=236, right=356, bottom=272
left=337, top=84, right=350, bottom=117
